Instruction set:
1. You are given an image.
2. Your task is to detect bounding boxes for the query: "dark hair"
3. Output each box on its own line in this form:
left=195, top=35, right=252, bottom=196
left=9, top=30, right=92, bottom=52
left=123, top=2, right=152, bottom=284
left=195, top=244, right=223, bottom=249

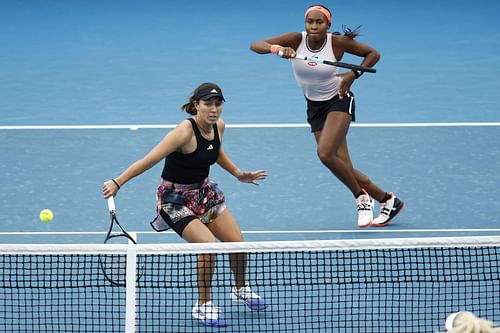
left=337, top=25, right=362, bottom=39
left=181, top=82, right=222, bottom=115
left=307, top=4, right=361, bottom=39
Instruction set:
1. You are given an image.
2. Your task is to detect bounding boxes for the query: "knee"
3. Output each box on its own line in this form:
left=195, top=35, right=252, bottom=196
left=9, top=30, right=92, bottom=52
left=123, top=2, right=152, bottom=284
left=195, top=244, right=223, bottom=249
left=198, top=253, right=216, bottom=266
left=317, top=147, right=337, bottom=167
left=197, top=254, right=216, bottom=280
left=227, top=232, right=244, bottom=243
left=199, top=253, right=216, bottom=260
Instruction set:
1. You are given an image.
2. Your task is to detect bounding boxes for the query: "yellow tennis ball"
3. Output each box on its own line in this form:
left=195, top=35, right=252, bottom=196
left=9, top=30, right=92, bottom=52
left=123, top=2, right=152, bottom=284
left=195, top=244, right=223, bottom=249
left=39, top=209, right=54, bottom=223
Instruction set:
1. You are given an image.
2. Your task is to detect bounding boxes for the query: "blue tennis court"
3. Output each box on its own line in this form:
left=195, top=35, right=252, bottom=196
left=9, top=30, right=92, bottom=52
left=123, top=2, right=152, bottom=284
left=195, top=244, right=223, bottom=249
left=1, top=0, right=500, bottom=238
left=1, top=1, right=499, bottom=332
left=1, top=124, right=500, bottom=241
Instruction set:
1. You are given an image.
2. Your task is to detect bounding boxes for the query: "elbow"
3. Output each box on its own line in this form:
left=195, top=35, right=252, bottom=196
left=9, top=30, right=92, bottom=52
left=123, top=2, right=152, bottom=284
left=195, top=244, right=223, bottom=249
left=249, top=42, right=258, bottom=53
left=250, top=41, right=267, bottom=54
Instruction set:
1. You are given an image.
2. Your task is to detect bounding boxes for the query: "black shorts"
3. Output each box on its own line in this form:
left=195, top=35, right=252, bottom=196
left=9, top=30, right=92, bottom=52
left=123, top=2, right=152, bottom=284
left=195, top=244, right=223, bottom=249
left=306, top=92, right=355, bottom=132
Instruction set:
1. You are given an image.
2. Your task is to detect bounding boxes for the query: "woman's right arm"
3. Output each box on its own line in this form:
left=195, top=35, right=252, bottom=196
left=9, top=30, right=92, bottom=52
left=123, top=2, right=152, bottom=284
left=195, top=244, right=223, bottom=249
left=250, top=32, right=302, bottom=55
left=102, top=121, right=192, bottom=198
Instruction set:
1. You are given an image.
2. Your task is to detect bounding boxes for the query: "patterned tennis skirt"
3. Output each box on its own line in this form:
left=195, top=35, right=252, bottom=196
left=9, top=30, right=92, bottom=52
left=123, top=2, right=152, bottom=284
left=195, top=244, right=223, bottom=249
left=150, top=177, right=226, bottom=232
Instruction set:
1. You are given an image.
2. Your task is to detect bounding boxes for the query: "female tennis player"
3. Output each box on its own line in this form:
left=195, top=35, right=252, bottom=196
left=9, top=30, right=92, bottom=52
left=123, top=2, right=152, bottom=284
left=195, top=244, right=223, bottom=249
left=102, top=82, right=268, bottom=327
left=250, top=4, right=404, bottom=228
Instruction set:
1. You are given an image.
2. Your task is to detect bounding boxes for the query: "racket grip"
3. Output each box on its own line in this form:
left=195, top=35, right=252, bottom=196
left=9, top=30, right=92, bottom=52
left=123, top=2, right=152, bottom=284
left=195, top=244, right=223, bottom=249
left=107, top=196, right=116, bottom=212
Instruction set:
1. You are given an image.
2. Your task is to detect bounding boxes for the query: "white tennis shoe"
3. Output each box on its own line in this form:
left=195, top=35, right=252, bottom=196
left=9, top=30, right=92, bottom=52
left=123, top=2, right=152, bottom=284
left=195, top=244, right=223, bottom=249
left=192, top=301, right=226, bottom=327
left=372, top=193, right=404, bottom=227
left=231, top=286, right=268, bottom=311
left=356, top=190, right=374, bottom=228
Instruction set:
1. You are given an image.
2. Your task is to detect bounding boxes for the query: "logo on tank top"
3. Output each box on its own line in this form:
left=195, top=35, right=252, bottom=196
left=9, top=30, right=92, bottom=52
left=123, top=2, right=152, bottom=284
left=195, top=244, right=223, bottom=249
left=307, top=62, right=318, bottom=66
left=207, top=144, right=214, bottom=150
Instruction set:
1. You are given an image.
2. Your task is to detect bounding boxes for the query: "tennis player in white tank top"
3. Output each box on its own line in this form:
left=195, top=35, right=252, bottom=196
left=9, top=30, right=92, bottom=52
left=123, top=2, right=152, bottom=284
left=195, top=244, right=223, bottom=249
left=291, top=31, right=341, bottom=101
left=250, top=4, right=404, bottom=228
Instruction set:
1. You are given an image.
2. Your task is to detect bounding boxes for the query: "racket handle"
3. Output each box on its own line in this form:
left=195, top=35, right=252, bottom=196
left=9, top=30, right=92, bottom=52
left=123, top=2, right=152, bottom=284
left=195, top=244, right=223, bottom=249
left=278, top=49, right=284, bottom=57
left=107, top=196, right=116, bottom=212
left=294, top=54, right=306, bottom=61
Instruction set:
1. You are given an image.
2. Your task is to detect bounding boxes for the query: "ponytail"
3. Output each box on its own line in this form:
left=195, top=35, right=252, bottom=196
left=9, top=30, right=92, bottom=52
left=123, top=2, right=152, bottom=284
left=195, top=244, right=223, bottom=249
left=181, top=96, right=197, bottom=115
left=333, top=25, right=362, bottom=39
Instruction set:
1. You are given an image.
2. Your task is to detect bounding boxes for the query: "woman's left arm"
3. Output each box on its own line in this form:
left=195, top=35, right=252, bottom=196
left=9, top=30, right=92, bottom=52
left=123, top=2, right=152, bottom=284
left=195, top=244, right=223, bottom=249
left=216, top=119, right=267, bottom=185
left=335, top=36, right=380, bottom=68
left=334, top=36, right=381, bottom=96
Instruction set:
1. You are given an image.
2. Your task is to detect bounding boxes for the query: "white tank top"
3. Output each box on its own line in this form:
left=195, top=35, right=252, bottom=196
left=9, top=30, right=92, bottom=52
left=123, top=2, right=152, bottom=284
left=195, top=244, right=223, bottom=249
left=291, top=32, right=341, bottom=101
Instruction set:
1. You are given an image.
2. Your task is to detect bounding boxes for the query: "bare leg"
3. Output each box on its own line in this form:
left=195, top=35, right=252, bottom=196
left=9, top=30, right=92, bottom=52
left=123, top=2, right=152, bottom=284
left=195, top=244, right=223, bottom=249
left=196, top=253, right=216, bottom=305
left=182, top=219, right=217, bottom=304
left=314, top=112, right=361, bottom=195
left=315, top=112, right=386, bottom=201
left=208, top=209, right=246, bottom=289
left=336, top=138, right=387, bottom=202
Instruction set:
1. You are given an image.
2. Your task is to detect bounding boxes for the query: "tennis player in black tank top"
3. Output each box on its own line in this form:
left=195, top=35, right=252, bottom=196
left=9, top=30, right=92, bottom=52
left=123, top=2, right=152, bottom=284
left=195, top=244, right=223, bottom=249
left=102, top=82, right=268, bottom=327
left=161, top=117, right=221, bottom=184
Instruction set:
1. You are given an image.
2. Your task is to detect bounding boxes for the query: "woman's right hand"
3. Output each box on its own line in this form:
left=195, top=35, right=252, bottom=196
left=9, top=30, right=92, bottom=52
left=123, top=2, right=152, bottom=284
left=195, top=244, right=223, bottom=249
left=276, top=46, right=296, bottom=59
left=102, top=179, right=120, bottom=199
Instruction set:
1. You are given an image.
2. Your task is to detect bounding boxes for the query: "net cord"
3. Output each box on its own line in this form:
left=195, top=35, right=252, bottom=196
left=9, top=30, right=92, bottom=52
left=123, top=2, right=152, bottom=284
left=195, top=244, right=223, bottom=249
left=0, top=235, right=499, bottom=255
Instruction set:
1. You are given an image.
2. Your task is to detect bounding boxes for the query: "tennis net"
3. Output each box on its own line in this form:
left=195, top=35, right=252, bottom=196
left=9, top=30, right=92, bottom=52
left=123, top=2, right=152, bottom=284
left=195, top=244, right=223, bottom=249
left=1, top=236, right=499, bottom=332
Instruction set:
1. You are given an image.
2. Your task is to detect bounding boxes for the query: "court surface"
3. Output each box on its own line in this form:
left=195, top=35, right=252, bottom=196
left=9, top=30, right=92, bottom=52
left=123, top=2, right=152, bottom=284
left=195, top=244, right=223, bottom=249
left=1, top=0, right=500, bottom=243
left=1, top=2, right=500, bottom=333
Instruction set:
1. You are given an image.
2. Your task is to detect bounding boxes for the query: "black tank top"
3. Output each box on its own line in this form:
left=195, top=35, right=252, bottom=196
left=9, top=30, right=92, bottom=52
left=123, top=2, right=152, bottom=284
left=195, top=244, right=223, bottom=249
left=161, top=118, right=220, bottom=184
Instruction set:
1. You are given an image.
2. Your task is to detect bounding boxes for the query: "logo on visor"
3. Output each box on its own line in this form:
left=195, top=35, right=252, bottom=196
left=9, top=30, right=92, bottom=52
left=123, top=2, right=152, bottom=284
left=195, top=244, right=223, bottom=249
left=210, top=89, right=218, bottom=93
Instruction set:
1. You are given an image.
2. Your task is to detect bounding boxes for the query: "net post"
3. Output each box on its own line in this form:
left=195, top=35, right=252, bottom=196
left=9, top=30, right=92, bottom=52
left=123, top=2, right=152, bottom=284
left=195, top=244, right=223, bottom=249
left=125, top=244, right=137, bottom=333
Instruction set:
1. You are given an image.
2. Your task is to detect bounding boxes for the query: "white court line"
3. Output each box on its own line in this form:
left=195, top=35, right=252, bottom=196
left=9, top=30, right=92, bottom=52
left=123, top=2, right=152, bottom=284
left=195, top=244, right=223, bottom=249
left=1, top=229, right=500, bottom=236
left=1, top=122, right=500, bottom=130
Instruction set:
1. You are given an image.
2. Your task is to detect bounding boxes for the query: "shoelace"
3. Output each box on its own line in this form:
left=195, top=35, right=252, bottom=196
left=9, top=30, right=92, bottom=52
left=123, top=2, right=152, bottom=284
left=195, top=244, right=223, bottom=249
left=357, top=200, right=372, bottom=211
left=199, top=303, right=220, bottom=316
left=236, top=287, right=258, bottom=300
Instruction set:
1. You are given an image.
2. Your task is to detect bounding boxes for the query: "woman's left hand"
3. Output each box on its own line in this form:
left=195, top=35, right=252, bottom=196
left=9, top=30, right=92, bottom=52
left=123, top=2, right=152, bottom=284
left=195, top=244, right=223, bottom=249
left=236, top=169, right=268, bottom=185
left=337, top=71, right=356, bottom=98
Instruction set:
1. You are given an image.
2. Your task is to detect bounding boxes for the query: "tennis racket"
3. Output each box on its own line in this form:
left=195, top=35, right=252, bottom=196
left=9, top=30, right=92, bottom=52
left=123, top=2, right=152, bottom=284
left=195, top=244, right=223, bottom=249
left=99, top=196, right=143, bottom=287
left=291, top=53, right=376, bottom=73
